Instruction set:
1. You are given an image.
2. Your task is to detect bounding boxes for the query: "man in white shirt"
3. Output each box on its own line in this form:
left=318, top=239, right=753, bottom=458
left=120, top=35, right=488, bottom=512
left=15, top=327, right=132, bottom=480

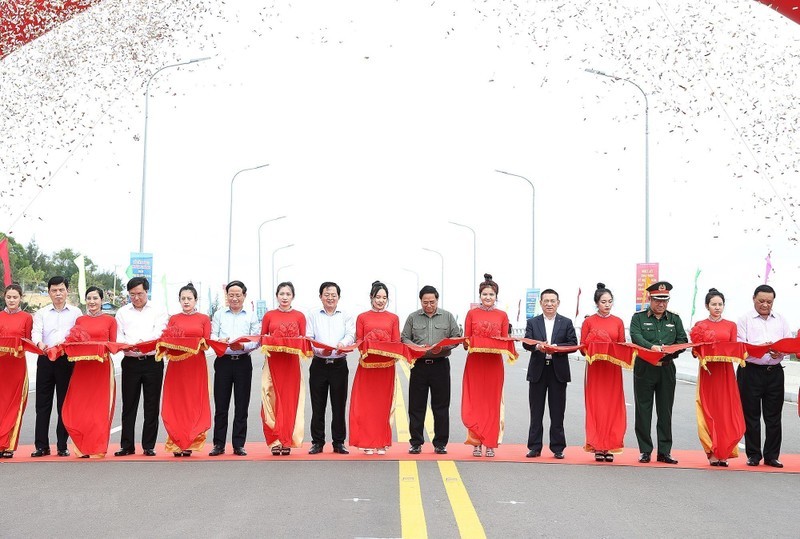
left=209, top=280, right=260, bottom=457
left=736, top=284, right=792, bottom=468
left=31, top=276, right=81, bottom=457
left=114, top=277, right=168, bottom=456
left=306, top=281, right=355, bottom=455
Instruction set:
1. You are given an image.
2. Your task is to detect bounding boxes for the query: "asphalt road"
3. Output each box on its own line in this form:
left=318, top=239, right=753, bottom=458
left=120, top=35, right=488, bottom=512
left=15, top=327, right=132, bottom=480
left=4, top=348, right=799, bottom=537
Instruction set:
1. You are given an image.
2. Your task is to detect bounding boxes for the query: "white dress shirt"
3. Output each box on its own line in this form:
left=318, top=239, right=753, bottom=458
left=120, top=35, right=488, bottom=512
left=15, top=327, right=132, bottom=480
left=737, top=309, right=792, bottom=365
left=31, top=303, right=82, bottom=348
left=543, top=314, right=556, bottom=359
left=211, top=307, right=260, bottom=355
left=306, top=308, right=355, bottom=359
left=115, top=301, right=169, bottom=357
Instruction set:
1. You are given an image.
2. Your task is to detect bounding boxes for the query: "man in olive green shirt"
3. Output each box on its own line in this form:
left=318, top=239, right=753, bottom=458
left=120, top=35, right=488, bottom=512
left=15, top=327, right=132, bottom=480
left=401, top=285, right=462, bottom=455
left=629, top=281, right=687, bottom=464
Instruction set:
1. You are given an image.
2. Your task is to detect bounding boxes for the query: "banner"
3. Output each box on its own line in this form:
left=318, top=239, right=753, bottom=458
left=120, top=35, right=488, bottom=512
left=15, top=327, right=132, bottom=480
left=0, top=238, right=12, bottom=286
left=635, top=263, right=659, bottom=312
left=129, top=252, right=154, bottom=299
left=525, top=288, right=540, bottom=319
left=73, top=254, right=87, bottom=304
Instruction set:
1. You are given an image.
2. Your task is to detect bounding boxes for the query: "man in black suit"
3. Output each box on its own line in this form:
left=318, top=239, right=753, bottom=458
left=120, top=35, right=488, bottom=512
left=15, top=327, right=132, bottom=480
left=522, top=289, right=577, bottom=459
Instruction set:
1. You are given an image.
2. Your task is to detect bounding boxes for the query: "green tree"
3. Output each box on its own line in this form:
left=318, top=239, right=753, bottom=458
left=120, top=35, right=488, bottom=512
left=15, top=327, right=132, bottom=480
left=14, top=265, right=45, bottom=293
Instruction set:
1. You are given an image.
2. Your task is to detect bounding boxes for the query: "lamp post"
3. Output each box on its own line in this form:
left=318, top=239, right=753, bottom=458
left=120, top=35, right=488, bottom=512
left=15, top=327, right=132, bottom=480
left=257, top=215, right=287, bottom=299
left=139, top=56, right=210, bottom=253
left=495, top=170, right=535, bottom=288
left=226, top=163, right=270, bottom=281
left=449, top=221, right=477, bottom=302
left=422, top=247, right=444, bottom=307
left=276, top=264, right=294, bottom=283
left=584, top=68, right=650, bottom=262
left=401, top=267, right=420, bottom=295
left=271, top=244, right=294, bottom=307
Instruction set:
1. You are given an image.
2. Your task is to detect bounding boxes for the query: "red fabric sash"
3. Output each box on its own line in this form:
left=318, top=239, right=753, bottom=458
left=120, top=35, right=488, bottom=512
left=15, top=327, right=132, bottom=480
left=260, top=336, right=314, bottom=359
left=692, top=342, right=748, bottom=371
left=465, top=336, right=519, bottom=363
left=156, top=337, right=210, bottom=362
left=0, top=337, right=41, bottom=358
left=51, top=341, right=127, bottom=362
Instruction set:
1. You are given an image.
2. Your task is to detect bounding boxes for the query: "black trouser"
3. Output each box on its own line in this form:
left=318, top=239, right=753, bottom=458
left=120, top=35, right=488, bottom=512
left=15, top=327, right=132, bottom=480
left=213, top=354, right=252, bottom=448
left=309, top=356, right=349, bottom=445
left=120, top=355, right=164, bottom=451
left=737, top=363, right=784, bottom=461
left=34, top=354, right=74, bottom=451
left=633, top=358, right=676, bottom=455
left=408, top=357, right=450, bottom=447
left=527, top=361, right=567, bottom=453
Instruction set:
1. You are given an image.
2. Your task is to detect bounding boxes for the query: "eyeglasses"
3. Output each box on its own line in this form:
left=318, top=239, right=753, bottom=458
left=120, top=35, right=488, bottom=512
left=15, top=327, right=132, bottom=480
left=129, top=292, right=148, bottom=298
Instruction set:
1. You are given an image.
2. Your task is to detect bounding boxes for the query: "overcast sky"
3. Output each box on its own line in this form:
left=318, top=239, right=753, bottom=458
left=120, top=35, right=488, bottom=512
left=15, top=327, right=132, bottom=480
left=1, top=0, right=799, bottom=328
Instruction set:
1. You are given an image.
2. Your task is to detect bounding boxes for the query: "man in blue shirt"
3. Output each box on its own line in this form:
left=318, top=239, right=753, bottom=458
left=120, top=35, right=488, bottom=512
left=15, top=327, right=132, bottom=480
left=209, top=280, right=260, bottom=456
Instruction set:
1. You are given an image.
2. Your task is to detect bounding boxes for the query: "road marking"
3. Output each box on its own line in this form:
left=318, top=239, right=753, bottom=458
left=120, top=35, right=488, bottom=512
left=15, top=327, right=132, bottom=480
left=394, top=373, right=427, bottom=538
left=438, top=461, right=486, bottom=539
left=395, top=362, right=486, bottom=538
left=399, top=461, right=428, bottom=539
left=111, top=426, right=121, bottom=434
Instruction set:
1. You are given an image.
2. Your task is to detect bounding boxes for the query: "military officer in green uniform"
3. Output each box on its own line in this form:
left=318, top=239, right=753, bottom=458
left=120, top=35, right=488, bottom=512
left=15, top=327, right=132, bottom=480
left=630, top=281, right=687, bottom=464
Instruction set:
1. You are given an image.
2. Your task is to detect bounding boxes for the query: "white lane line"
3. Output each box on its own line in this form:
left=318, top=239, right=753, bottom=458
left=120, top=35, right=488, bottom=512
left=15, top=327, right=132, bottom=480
left=110, top=426, right=121, bottom=434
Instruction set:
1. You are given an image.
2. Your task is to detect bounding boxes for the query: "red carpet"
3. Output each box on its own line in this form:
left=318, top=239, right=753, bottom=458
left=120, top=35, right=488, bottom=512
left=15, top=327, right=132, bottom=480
left=2, top=443, right=798, bottom=472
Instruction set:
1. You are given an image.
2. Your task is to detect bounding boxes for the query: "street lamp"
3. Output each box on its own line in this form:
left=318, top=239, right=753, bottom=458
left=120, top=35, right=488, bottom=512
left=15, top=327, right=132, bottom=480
left=257, top=215, right=287, bottom=299
left=276, top=264, right=294, bottom=283
left=422, top=247, right=444, bottom=307
left=271, top=244, right=294, bottom=307
left=449, top=221, right=477, bottom=302
left=139, top=56, right=210, bottom=253
left=495, top=170, right=535, bottom=288
left=226, top=163, right=270, bottom=281
left=401, top=267, right=420, bottom=295
left=584, top=67, right=650, bottom=262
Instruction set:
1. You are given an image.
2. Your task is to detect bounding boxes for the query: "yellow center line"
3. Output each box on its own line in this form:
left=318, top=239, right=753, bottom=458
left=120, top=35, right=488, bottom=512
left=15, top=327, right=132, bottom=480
left=438, top=461, right=487, bottom=539
left=395, top=370, right=427, bottom=538
left=397, top=361, right=486, bottom=539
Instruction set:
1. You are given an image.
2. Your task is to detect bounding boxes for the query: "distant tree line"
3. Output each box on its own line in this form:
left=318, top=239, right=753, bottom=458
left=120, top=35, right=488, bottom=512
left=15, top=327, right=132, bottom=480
left=0, top=233, right=120, bottom=310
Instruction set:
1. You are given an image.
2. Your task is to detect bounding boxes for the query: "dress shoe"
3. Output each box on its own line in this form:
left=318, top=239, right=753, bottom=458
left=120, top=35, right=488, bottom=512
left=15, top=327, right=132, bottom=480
left=332, top=443, right=350, bottom=455
left=208, top=445, right=225, bottom=457
left=57, top=449, right=70, bottom=457
left=308, top=443, right=323, bottom=455
left=746, top=457, right=760, bottom=467
left=408, top=445, right=422, bottom=455
left=31, top=448, right=51, bottom=458
left=765, top=459, right=784, bottom=468
left=553, top=452, right=565, bottom=460
left=233, top=447, right=247, bottom=456
left=114, top=448, right=135, bottom=457
left=434, top=446, right=447, bottom=455
left=638, top=452, right=651, bottom=463
left=1, top=450, right=14, bottom=458
left=526, top=450, right=541, bottom=458
left=657, top=453, right=678, bottom=464
left=142, top=449, right=156, bottom=457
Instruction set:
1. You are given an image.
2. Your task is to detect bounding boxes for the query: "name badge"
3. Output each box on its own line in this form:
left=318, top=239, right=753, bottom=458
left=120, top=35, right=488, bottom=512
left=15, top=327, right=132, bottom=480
left=666, top=324, right=675, bottom=328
